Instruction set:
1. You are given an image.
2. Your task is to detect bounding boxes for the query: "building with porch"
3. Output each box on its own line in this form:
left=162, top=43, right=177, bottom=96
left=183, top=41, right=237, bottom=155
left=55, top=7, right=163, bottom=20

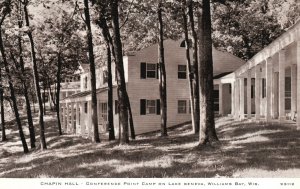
left=59, top=39, right=245, bottom=138
left=225, top=19, right=300, bottom=129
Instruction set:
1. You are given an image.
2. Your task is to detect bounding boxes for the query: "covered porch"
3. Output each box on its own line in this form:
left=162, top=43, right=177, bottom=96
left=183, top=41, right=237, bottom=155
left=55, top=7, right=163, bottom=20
left=230, top=20, right=300, bottom=129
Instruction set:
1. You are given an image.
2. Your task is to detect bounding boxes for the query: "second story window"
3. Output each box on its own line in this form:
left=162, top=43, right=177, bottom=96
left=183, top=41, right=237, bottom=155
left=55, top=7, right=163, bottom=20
left=103, top=70, right=108, bottom=84
left=141, top=62, right=157, bottom=79
left=178, top=65, right=187, bottom=79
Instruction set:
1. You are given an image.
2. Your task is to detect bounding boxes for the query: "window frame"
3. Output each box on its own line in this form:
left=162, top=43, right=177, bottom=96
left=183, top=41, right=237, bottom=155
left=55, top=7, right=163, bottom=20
left=103, top=70, right=108, bottom=84
left=178, top=65, right=187, bottom=79
left=178, top=100, right=187, bottom=114
left=146, top=100, right=156, bottom=114
left=146, top=63, right=157, bottom=79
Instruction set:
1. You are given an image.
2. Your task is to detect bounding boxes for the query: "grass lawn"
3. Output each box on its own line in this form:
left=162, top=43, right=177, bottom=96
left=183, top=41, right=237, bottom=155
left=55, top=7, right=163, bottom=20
left=0, top=113, right=300, bottom=178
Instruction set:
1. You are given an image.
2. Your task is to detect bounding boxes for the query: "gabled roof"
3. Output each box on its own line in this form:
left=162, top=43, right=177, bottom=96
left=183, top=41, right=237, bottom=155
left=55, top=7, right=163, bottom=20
left=213, top=72, right=232, bottom=79
left=127, top=39, right=246, bottom=76
left=78, top=63, right=90, bottom=73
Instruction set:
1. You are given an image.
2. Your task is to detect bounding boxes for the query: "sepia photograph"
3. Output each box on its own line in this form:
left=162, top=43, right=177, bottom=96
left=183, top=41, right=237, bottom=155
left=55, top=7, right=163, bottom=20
left=0, top=0, right=299, bottom=188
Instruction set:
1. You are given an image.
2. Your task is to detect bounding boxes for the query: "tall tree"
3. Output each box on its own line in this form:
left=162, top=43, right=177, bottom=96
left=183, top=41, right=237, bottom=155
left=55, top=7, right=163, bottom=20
left=110, top=0, right=130, bottom=144
left=198, top=0, right=218, bottom=145
left=22, top=0, right=47, bottom=150
left=187, top=0, right=200, bottom=134
left=97, top=15, right=116, bottom=141
left=96, top=0, right=135, bottom=140
left=15, top=1, right=35, bottom=148
left=83, top=0, right=100, bottom=142
left=0, top=0, right=28, bottom=153
left=158, top=0, right=167, bottom=137
left=181, top=0, right=196, bottom=134
left=32, top=1, right=83, bottom=136
left=56, top=51, right=63, bottom=135
left=0, top=63, right=6, bottom=142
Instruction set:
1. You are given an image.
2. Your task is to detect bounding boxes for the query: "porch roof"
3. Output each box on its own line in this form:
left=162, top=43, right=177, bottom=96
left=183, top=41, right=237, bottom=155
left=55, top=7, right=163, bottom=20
left=61, top=85, right=118, bottom=102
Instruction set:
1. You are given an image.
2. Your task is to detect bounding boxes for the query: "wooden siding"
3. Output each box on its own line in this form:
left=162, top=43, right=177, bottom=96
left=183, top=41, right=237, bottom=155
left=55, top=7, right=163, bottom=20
left=126, top=39, right=245, bottom=134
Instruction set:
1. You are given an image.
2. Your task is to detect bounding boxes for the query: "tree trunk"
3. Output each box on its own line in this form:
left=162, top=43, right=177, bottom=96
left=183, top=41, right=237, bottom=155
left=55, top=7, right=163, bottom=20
left=23, top=1, right=47, bottom=150
left=47, top=81, right=53, bottom=110
left=126, top=93, right=135, bottom=140
left=198, top=0, right=219, bottom=145
left=158, top=1, right=167, bottom=137
left=43, top=86, right=46, bottom=115
left=111, top=0, right=129, bottom=144
left=83, top=0, right=100, bottom=143
left=55, top=52, right=63, bottom=135
left=98, top=15, right=136, bottom=141
left=0, top=74, right=6, bottom=142
left=98, top=17, right=115, bottom=140
left=107, top=46, right=116, bottom=140
left=0, top=27, right=29, bottom=153
left=188, top=0, right=200, bottom=134
left=182, top=0, right=196, bottom=133
left=17, top=29, right=36, bottom=148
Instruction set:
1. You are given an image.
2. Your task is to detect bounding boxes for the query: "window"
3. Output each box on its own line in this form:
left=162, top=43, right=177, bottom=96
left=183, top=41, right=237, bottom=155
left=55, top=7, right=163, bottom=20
left=285, top=77, right=291, bottom=110
left=140, top=99, right=160, bottom=115
left=84, top=102, right=88, bottom=113
left=85, top=76, right=88, bottom=89
left=178, top=65, right=187, bottom=79
left=140, top=62, right=157, bottom=79
left=147, top=100, right=156, bottom=114
left=180, top=39, right=192, bottom=48
left=251, top=78, right=255, bottom=98
left=213, top=90, right=219, bottom=111
left=103, top=70, right=108, bottom=84
left=100, top=103, right=108, bottom=122
left=189, top=100, right=191, bottom=114
left=178, top=100, right=187, bottom=114
left=262, top=78, right=266, bottom=98
left=78, top=108, right=81, bottom=125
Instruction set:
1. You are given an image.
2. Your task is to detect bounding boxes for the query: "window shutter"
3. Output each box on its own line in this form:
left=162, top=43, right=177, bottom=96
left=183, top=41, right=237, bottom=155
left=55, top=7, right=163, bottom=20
left=156, top=99, right=160, bottom=115
left=140, top=99, right=146, bottom=115
left=115, top=100, right=119, bottom=114
left=140, top=62, right=146, bottom=79
left=156, top=63, right=159, bottom=79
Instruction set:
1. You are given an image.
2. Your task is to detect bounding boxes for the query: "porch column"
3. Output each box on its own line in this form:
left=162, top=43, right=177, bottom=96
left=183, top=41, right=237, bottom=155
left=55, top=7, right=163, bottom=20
left=66, top=103, right=69, bottom=132
left=231, top=82, right=235, bottom=116
left=255, top=65, right=261, bottom=119
left=291, top=64, right=297, bottom=116
left=266, top=57, right=273, bottom=121
left=296, top=42, right=300, bottom=129
left=62, top=103, right=65, bottom=131
left=246, top=70, right=251, bottom=118
left=75, top=102, right=79, bottom=134
left=239, top=77, right=245, bottom=120
left=70, top=103, right=74, bottom=133
left=235, top=80, right=240, bottom=120
left=80, top=102, right=85, bottom=135
left=272, top=72, right=279, bottom=118
left=279, top=49, right=286, bottom=121
left=87, top=101, right=92, bottom=138
left=219, top=84, right=224, bottom=115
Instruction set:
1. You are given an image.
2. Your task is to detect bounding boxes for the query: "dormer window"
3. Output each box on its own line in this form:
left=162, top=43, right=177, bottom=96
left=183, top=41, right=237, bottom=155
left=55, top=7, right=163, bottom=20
left=180, top=39, right=192, bottom=48
left=140, top=62, right=157, bottom=79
